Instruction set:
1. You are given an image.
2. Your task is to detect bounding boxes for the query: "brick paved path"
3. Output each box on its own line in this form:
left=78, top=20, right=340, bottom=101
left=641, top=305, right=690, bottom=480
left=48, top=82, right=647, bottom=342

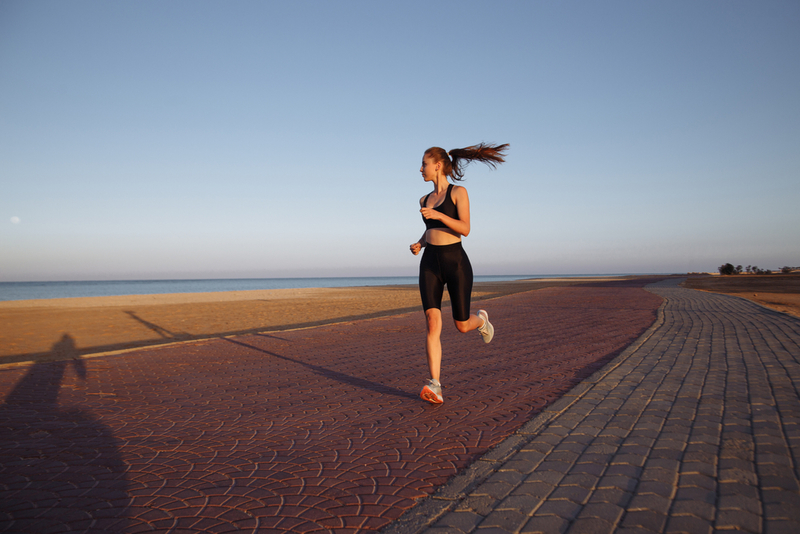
left=399, top=278, right=800, bottom=534
left=0, top=281, right=662, bottom=533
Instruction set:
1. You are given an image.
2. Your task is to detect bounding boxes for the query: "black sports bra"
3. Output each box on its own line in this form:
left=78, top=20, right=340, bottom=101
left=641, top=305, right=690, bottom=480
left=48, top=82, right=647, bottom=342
left=422, top=183, right=459, bottom=230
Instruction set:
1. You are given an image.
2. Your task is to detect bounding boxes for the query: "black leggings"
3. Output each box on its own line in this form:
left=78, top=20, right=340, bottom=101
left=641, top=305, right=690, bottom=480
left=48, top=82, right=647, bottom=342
left=419, top=242, right=473, bottom=322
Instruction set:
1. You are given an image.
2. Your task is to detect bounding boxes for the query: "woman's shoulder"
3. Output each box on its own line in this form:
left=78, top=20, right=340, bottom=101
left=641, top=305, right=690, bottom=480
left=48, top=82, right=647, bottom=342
left=450, top=184, right=469, bottom=199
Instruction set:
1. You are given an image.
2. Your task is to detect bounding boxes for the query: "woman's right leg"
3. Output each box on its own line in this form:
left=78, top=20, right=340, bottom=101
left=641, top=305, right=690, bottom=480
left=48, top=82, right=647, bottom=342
left=419, top=245, right=445, bottom=382
left=419, top=246, right=446, bottom=403
left=425, top=308, right=443, bottom=381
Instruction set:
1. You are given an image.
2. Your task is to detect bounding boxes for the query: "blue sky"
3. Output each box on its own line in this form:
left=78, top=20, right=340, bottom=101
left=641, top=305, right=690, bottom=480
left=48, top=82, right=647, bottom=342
left=1, top=0, right=798, bottom=281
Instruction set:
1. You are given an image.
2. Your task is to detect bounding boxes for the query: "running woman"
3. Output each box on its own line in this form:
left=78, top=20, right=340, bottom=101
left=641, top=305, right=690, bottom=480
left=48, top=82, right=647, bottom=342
left=409, top=143, right=509, bottom=404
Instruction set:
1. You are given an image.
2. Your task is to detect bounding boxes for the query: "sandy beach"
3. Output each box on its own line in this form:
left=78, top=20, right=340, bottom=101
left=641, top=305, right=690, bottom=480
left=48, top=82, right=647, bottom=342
left=0, top=278, right=601, bottom=366
left=3, top=274, right=796, bottom=367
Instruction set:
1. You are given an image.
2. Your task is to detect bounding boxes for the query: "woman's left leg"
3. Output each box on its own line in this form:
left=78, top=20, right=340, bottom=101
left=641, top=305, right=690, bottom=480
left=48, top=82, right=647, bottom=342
left=454, top=314, right=484, bottom=334
left=446, top=244, right=494, bottom=341
left=455, top=310, right=494, bottom=343
left=444, top=243, right=477, bottom=331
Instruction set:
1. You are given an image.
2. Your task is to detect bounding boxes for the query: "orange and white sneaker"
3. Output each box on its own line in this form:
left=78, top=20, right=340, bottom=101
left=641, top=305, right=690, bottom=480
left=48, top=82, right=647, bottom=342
left=420, top=380, right=444, bottom=404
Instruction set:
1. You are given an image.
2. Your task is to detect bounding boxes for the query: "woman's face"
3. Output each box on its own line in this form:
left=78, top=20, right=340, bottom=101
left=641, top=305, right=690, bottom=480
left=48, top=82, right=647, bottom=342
left=420, top=155, right=439, bottom=182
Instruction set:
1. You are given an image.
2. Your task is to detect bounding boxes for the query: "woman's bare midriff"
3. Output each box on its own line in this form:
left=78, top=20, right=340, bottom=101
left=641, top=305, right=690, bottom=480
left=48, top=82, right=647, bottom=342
left=425, top=228, right=462, bottom=246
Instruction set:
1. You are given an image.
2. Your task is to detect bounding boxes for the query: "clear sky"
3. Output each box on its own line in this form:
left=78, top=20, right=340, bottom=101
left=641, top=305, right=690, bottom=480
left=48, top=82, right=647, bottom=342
left=1, top=0, right=798, bottom=282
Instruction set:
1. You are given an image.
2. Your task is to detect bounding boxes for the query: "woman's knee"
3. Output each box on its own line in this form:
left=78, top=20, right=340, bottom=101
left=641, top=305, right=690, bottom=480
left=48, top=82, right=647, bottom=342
left=454, top=319, right=471, bottom=333
left=425, top=309, right=443, bottom=332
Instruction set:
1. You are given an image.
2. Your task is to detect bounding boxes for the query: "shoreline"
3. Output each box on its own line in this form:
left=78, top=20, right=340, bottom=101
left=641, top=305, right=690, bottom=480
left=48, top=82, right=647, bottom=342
left=0, top=273, right=660, bottom=306
left=0, top=276, right=645, bottom=309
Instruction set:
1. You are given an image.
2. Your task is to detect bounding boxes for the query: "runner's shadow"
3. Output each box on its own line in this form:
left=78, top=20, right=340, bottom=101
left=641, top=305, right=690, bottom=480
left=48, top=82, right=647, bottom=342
left=0, top=334, right=130, bottom=532
left=225, top=336, right=418, bottom=400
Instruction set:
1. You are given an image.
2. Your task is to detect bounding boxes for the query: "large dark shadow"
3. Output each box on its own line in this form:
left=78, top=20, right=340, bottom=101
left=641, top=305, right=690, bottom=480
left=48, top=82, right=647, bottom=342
left=0, top=334, right=130, bottom=532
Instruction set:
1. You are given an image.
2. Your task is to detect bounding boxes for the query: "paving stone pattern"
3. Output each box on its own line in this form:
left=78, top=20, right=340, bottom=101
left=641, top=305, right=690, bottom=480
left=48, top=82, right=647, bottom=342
left=413, top=279, right=800, bottom=534
left=0, top=281, right=662, bottom=533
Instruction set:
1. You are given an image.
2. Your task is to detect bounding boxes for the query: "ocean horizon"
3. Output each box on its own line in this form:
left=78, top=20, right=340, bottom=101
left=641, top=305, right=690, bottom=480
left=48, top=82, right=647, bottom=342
left=0, top=274, right=651, bottom=302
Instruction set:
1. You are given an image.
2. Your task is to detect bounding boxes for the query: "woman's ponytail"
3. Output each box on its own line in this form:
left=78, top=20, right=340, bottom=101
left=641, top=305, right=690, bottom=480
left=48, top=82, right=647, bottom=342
left=443, top=143, right=509, bottom=181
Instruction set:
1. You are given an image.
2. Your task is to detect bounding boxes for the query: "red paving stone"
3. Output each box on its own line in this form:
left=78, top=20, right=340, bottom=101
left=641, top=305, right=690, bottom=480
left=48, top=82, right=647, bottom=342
left=0, top=279, right=665, bottom=533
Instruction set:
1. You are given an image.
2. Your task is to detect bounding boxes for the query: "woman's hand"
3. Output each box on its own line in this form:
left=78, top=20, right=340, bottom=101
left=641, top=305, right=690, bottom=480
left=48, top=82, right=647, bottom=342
left=419, top=207, right=442, bottom=221
left=410, top=242, right=423, bottom=255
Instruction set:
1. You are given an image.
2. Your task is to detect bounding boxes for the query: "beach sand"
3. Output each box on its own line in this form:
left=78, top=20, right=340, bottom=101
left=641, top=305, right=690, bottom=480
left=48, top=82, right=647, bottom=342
left=682, top=274, right=800, bottom=319
left=5, top=274, right=794, bottom=367
left=0, top=278, right=600, bottom=366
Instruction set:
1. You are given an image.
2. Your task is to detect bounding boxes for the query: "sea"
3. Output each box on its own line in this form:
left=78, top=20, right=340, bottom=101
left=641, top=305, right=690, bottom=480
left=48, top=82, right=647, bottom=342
left=0, top=274, right=635, bottom=302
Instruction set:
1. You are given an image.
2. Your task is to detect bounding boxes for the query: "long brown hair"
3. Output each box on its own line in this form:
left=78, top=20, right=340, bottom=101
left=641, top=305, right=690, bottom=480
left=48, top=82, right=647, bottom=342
left=424, top=143, right=509, bottom=181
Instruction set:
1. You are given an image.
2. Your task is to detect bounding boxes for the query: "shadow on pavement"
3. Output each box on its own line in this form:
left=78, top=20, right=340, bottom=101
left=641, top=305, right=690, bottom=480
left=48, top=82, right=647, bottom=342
left=226, top=335, right=419, bottom=401
left=0, top=334, right=130, bottom=532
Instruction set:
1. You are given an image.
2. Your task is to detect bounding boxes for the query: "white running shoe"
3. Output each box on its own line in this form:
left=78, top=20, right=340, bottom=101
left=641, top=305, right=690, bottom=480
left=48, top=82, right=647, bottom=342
left=477, top=309, right=494, bottom=344
left=420, top=379, right=444, bottom=404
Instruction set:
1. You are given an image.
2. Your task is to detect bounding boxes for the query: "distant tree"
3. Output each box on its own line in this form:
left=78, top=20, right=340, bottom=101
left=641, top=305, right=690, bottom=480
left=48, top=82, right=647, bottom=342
left=736, top=265, right=743, bottom=274
left=719, top=263, right=736, bottom=275
left=746, top=265, right=752, bottom=274
left=783, top=266, right=792, bottom=274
